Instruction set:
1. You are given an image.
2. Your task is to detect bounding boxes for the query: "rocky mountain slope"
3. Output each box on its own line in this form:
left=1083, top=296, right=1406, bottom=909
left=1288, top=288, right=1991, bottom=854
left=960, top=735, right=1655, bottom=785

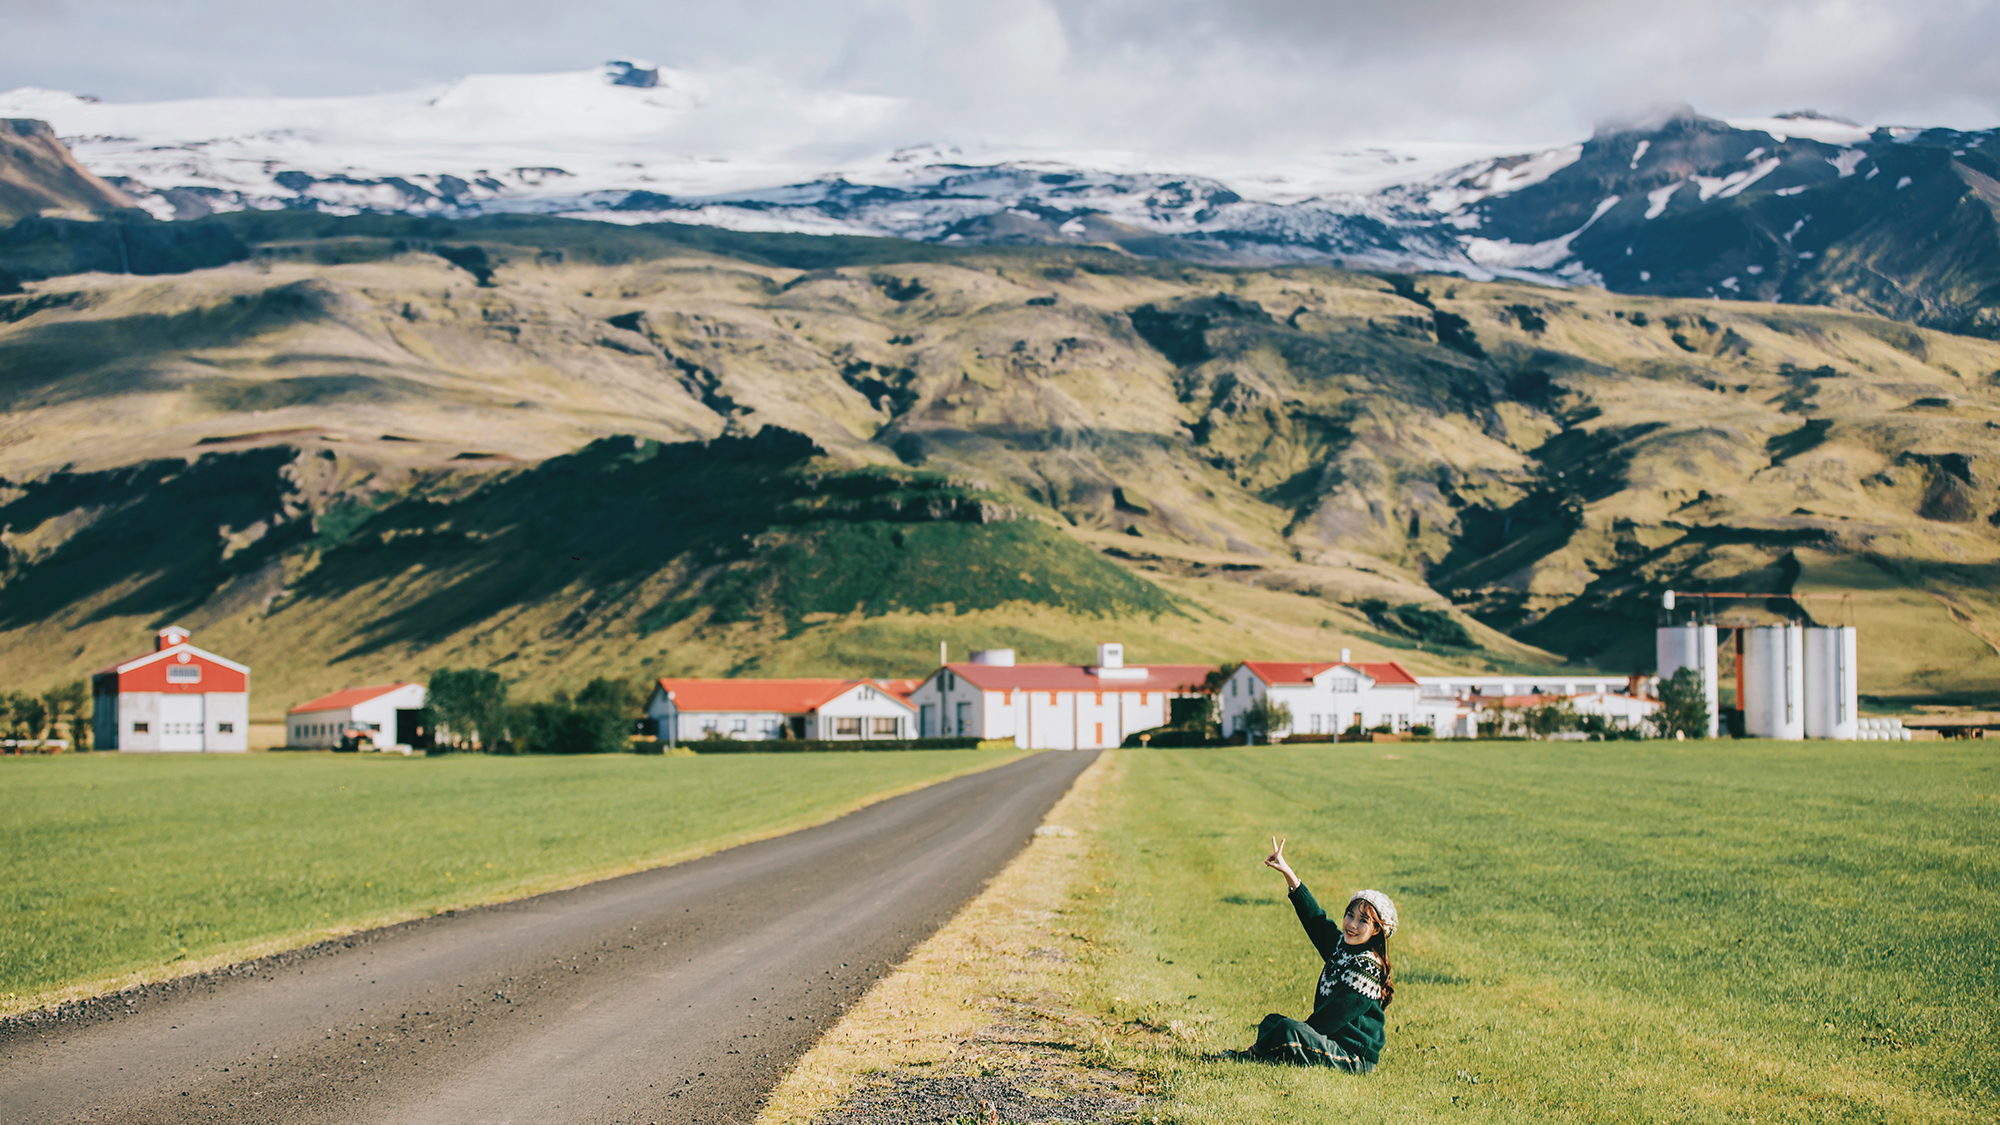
left=4, top=66, right=1994, bottom=333
left=1, top=214, right=1996, bottom=713
left=0, top=118, right=133, bottom=225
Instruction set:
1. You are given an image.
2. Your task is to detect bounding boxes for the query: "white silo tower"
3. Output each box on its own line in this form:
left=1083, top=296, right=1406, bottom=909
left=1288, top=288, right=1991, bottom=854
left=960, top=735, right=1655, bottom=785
left=1742, top=624, right=1805, bottom=740
left=1803, top=626, right=1858, bottom=739
left=1655, top=624, right=1719, bottom=737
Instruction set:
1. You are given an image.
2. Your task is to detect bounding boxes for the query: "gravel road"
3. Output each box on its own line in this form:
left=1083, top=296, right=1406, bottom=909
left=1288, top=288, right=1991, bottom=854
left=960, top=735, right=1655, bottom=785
left=1, top=750, right=1097, bottom=1125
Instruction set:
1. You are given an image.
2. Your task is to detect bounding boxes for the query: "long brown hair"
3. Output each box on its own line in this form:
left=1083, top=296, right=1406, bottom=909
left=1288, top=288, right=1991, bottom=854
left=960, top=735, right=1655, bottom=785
left=1347, top=897, right=1395, bottom=1009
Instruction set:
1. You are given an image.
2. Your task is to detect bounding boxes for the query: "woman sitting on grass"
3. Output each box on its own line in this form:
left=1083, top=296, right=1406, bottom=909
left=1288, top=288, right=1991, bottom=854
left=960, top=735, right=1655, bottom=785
left=1242, top=836, right=1397, bottom=1073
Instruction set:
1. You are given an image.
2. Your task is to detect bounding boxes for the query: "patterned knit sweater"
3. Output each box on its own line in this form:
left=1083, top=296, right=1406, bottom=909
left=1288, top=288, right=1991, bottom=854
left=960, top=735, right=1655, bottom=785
left=1289, top=884, right=1388, bottom=1065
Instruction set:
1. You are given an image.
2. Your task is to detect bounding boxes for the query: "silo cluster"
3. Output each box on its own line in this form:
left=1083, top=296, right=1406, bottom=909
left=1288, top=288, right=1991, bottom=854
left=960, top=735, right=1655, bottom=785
left=1655, top=622, right=1860, bottom=740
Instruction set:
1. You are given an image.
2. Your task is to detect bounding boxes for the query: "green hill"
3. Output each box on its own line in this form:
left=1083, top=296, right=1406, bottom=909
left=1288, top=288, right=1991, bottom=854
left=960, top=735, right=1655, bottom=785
left=2, top=215, right=1996, bottom=714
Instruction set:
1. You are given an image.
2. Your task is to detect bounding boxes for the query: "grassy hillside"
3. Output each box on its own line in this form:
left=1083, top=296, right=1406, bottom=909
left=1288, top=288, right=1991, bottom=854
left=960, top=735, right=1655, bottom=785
left=1, top=216, right=1997, bottom=707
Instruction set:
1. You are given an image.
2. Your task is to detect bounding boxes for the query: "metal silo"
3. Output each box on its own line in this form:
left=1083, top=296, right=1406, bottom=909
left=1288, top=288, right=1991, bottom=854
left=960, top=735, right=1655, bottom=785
left=1803, top=626, right=1858, bottom=739
left=1655, top=624, right=1719, bottom=737
left=1742, top=624, right=1805, bottom=740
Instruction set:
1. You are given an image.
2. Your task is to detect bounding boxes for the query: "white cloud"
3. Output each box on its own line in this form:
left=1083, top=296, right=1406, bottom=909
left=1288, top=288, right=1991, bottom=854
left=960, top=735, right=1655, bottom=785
left=0, top=0, right=1993, bottom=157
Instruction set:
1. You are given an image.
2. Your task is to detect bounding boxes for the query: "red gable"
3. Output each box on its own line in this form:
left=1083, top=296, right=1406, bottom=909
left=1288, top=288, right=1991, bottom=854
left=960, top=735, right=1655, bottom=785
left=1242, top=660, right=1417, bottom=687
left=100, top=645, right=249, bottom=694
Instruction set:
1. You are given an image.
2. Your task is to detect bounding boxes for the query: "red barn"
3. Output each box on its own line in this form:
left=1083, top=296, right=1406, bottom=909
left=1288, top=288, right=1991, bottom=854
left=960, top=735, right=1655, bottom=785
left=92, top=626, right=251, bottom=752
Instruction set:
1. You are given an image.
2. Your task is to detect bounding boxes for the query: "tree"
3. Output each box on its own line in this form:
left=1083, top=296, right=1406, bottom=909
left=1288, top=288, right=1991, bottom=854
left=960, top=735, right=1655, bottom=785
left=1526, top=698, right=1579, bottom=738
left=510, top=685, right=630, bottom=754
left=10, top=692, right=48, bottom=744
left=427, top=669, right=509, bottom=751
left=1242, top=695, right=1293, bottom=744
left=43, top=681, right=89, bottom=750
left=1653, top=667, right=1711, bottom=739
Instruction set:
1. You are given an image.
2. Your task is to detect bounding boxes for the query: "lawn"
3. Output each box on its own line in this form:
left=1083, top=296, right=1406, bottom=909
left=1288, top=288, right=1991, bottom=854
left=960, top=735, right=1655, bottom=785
left=0, top=749, right=1017, bottom=1012
left=1081, top=743, right=1999, bottom=1124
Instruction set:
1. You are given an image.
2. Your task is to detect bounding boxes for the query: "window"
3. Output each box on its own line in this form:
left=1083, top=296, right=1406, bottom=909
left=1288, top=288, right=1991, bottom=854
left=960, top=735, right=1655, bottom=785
left=217, top=722, right=235, bottom=734
left=368, top=723, right=381, bottom=731
left=731, top=719, right=748, bottom=733
left=167, top=664, right=202, bottom=683
left=133, top=722, right=149, bottom=733
left=861, top=687, right=878, bottom=701
left=871, top=716, right=898, bottom=737
left=955, top=701, right=971, bottom=735
left=834, top=717, right=862, bottom=737
left=701, top=720, right=718, bottom=733
left=763, top=719, right=783, bottom=736
left=921, top=704, right=936, bottom=737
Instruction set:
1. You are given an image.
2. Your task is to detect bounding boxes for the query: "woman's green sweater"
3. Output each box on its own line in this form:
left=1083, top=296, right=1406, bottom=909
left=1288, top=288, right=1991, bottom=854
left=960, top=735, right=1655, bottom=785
left=1289, top=883, right=1387, bottom=1065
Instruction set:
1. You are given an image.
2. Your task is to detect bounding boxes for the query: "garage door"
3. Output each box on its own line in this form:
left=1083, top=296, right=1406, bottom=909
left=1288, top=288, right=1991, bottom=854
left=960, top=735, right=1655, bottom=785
left=159, top=695, right=205, bottom=752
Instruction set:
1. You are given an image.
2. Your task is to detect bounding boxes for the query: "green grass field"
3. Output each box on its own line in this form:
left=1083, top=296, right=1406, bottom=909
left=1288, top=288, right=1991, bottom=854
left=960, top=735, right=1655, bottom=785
left=0, top=749, right=1015, bottom=1012
left=1081, top=743, right=1999, bottom=1124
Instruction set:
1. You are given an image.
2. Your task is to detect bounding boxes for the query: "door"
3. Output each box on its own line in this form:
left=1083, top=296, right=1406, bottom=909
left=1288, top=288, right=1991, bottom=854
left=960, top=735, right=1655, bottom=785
left=920, top=705, right=935, bottom=738
left=160, top=695, right=205, bottom=751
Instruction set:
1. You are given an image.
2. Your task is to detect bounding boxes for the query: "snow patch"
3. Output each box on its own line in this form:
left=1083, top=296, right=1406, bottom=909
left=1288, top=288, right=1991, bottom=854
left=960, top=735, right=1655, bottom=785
left=1629, top=139, right=1649, bottom=169
left=1421, top=143, right=1583, bottom=212
left=1896, top=175, right=1913, bottom=189
left=1727, top=116, right=1871, bottom=145
left=1463, top=195, right=1618, bottom=270
left=1645, top=180, right=1683, bottom=219
left=1691, top=157, right=1782, bottom=201
left=1828, top=149, right=1867, bottom=177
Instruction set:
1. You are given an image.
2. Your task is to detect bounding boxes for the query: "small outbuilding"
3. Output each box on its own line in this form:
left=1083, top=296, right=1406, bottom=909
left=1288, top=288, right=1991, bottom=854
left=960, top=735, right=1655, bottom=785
left=92, top=626, right=250, bottom=752
left=648, top=678, right=919, bottom=743
left=287, top=682, right=430, bottom=749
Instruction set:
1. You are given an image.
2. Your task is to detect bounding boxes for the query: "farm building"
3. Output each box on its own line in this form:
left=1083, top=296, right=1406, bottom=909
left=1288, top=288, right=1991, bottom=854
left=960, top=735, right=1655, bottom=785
left=91, top=626, right=249, bottom=752
left=1461, top=690, right=1660, bottom=736
left=906, top=644, right=1211, bottom=750
left=1219, top=654, right=1426, bottom=739
left=287, top=682, right=430, bottom=749
left=648, top=678, right=919, bottom=743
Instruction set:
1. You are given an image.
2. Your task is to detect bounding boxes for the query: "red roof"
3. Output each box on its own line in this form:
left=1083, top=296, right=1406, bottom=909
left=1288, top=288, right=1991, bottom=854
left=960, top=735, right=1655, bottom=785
left=1242, top=660, right=1418, bottom=687
left=942, top=663, right=1214, bottom=693
left=289, top=682, right=421, bottom=715
left=655, top=679, right=914, bottom=714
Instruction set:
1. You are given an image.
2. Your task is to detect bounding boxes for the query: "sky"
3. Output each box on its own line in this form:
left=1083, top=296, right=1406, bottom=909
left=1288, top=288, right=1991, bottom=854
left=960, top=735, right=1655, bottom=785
left=3, top=0, right=1997, bottom=155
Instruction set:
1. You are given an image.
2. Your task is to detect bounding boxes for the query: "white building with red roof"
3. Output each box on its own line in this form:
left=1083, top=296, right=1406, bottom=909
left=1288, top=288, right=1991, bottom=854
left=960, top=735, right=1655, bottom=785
left=91, top=626, right=250, bottom=752
left=1221, top=652, right=1429, bottom=740
left=287, top=682, right=429, bottom=749
left=647, top=678, right=918, bottom=744
left=906, top=644, right=1212, bottom=750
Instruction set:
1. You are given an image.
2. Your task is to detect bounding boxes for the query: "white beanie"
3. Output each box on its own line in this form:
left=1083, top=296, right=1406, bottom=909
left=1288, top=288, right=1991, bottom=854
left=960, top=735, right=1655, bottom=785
left=1349, top=889, right=1399, bottom=936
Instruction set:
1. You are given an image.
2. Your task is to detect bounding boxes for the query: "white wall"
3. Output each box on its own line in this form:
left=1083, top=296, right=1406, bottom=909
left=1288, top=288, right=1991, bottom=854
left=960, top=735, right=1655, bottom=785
left=906, top=674, right=1174, bottom=749
left=1220, top=666, right=1420, bottom=740
left=812, top=684, right=916, bottom=740
left=115, top=691, right=248, bottom=752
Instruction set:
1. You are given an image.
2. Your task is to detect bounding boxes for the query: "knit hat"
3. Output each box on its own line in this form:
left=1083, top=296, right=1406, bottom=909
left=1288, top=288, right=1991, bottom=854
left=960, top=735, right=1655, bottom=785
left=1349, top=889, right=1398, bottom=936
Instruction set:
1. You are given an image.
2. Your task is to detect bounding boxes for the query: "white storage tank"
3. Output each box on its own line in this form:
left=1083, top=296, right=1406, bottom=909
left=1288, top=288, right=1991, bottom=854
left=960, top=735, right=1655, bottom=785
left=1655, top=624, right=1720, bottom=737
left=1742, top=624, right=1805, bottom=740
left=1803, top=626, right=1858, bottom=740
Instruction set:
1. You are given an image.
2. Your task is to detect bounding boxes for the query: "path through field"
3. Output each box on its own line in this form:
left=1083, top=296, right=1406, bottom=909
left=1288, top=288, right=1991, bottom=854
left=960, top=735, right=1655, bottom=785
left=0, top=750, right=1096, bottom=1124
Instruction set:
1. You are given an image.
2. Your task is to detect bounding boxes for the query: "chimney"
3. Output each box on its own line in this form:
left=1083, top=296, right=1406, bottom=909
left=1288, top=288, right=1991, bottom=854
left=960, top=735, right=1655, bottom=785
left=1097, top=642, right=1124, bottom=669
left=1340, top=647, right=1352, bottom=664
left=157, top=626, right=191, bottom=651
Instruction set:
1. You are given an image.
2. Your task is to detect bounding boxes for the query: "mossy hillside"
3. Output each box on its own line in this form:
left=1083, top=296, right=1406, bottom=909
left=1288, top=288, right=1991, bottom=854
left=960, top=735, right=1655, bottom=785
left=0, top=430, right=1192, bottom=713
left=2, top=218, right=1999, bottom=698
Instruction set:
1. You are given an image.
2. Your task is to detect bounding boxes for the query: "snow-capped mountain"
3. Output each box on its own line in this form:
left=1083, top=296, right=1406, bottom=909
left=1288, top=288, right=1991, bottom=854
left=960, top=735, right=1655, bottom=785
left=4, top=65, right=1997, bottom=331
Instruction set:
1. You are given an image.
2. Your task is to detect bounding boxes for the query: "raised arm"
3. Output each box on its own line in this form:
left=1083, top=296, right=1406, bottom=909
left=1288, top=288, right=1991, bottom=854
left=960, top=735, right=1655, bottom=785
left=1265, top=836, right=1345, bottom=959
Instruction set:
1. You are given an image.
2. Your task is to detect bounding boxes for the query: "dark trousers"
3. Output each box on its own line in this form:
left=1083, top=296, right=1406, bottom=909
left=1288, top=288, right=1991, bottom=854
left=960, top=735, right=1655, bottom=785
left=1248, top=1013, right=1374, bottom=1073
